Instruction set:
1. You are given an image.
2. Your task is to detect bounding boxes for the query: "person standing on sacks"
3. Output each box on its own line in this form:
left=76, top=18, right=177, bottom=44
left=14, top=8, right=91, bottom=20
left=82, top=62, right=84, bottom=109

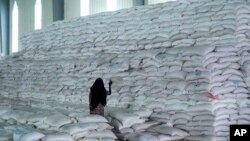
left=89, top=78, right=112, bottom=116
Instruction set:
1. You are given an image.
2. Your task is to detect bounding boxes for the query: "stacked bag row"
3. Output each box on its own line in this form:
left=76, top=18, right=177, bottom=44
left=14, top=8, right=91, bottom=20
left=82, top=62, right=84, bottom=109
left=105, top=107, right=189, bottom=141
left=0, top=106, right=116, bottom=141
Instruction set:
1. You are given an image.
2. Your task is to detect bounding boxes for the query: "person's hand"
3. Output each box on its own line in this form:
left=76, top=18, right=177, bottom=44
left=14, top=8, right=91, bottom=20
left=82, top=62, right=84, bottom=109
left=109, top=80, right=112, bottom=86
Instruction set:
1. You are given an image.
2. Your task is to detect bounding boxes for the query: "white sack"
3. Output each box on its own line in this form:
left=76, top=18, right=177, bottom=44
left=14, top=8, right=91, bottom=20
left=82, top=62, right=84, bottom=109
left=126, top=133, right=159, bottom=141
left=77, top=115, right=108, bottom=123
left=44, top=112, right=72, bottom=128
left=60, top=123, right=99, bottom=135
left=150, top=125, right=189, bottom=137
left=86, top=130, right=117, bottom=139
left=45, top=133, right=74, bottom=141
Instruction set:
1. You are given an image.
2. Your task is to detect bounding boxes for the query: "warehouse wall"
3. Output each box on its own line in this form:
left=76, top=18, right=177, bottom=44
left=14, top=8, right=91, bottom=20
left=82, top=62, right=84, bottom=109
left=64, top=0, right=81, bottom=19
left=9, top=0, right=133, bottom=52
left=9, top=0, right=53, bottom=51
left=117, top=0, right=133, bottom=10
left=42, top=0, right=53, bottom=27
left=64, top=0, right=133, bottom=20
left=1, top=0, right=250, bottom=139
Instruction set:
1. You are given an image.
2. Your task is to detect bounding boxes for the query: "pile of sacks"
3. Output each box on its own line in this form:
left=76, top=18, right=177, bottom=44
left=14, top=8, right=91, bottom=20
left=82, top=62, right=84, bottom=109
left=237, top=4, right=250, bottom=90
left=128, top=46, right=215, bottom=138
left=1, top=1, right=250, bottom=141
left=0, top=106, right=117, bottom=141
left=106, top=107, right=189, bottom=141
left=104, top=44, right=237, bottom=140
left=201, top=44, right=249, bottom=141
left=235, top=4, right=250, bottom=128
left=104, top=41, right=249, bottom=141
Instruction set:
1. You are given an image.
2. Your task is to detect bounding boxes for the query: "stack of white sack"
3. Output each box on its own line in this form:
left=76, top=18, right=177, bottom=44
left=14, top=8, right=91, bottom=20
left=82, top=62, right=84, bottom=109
left=106, top=107, right=152, bottom=130
left=60, top=114, right=116, bottom=141
left=124, top=124, right=189, bottom=141
left=132, top=45, right=214, bottom=139
left=0, top=106, right=116, bottom=141
left=0, top=106, right=31, bottom=141
left=106, top=107, right=189, bottom=141
left=145, top=124, right=189, bottom=141
left=0, top=127, right=12, bottom=141
left=202, top=44, right=250, bottom=141
left=104, top=45, right=217, bottom=139
left=171, top=47, right=214, bottom=138
left=235, top=3, right=250, bottom=131
left=236, top=4, right=250, bottom=90
left=13, top=126, right=45, bottom=141
left=106, top=107, right=156, bottom=139
left=1, top=1, right=250, bottom=141
left=241, top=62, right=250, bottom=89
left=26, top=110, right=73, bottom=130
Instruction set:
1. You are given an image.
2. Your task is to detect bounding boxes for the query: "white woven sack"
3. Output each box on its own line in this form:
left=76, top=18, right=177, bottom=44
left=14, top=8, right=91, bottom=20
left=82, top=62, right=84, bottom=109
left=134, top=108, right=153, bottom=118
left=235, top=88, right=249, bottom=94
left=172, top=39, right=195, bottom=48
left=158, top=134, right=185, bottom=141
left=174, top=119, right=189, bottom=124
left=0, top=128, right=12, bottom=140
left=97, top=122, right=114, bottom=130
left=161, top=60, right=183, bottom=67
left=111, top=119, right=123, bottom=130
left=169, top=33, right=188, bottom=42
left=211, top=86, right=235, bottom=94
left=72, top=131, right=89, bottom=140
left=77, top=138, right=99, bottom=141
left=60, top=123, right=99, bottom=135
left=171, top=113, right=192, bottom=121
left=212, top=103, right=227, bottom=112
left=109, top=111, right=140, bottom=126
left=165, top=71, right=186, bottom=80
left=186, top=136, right=227, bottom=141
left=146, top=101, right=165, bottom=109
left=151, top=112, right=171, bottom=119
left=167, top=81, right=187, bottom=90
left=0, top=106, right=11, bottom=116
left=166, top=103, right=189, bottom=111
left=186, top=71, right=209, bottom=81
left=214, top=125, right=229, bottom=132
left=151, top=125, right=189, bottom=137
left=185, top=82, right=209, bottom=92
left=238, top=119, right=250, bottom=124
left=215, top=46, right=238, bottom=52
left=120, top=128, right=134, bottom=134
left=188, top=104, right=212, bottom=112
left=77, top=114, right=108, bottom=123
left=183, top=61, right=202, bottom=68
left=224, top=80, right=246, bottom=87
left=19, top=132, right=45, bottom=141
left=210, top=74, right=231, bottom=83
left=182, top=45, right=215, bottom=56
left=214, top=108, right=237, bottom=116
left=44, top=112, right=72, bottom=128
left=86, top=130, right=117, bottom=139
left=1, top=110, right=33, bottom=124
left=240, top=107, right=250, bottom=114
left=45, top=133, right=73, bottom=141
left=126, top=133, right=159, bottom=141
left=229, top=63, right=240, bottom=69
left=207, top=62, right=231, bottom=70
left=13, top=127, right=45, bottom=141
left=131, top=121, right=159, bottom=131
left=213, top=119, right=230, bottom=127
left=101, top=139, right=116, bottom=141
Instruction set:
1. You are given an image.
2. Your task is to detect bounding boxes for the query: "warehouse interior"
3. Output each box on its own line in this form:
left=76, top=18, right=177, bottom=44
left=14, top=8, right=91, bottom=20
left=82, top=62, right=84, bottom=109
left=0, top=0, right=250, bottom=141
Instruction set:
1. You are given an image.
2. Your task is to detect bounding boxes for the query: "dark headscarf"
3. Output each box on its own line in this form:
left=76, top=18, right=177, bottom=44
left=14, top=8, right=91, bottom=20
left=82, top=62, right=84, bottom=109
left=90, top=78, right=107, bottom=109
